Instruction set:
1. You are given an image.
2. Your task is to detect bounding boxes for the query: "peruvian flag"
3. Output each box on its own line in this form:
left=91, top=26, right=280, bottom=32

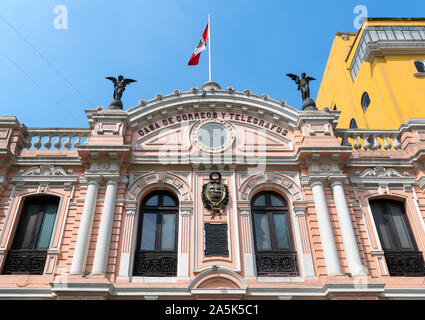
left=188, top=22, right=209, bottom=65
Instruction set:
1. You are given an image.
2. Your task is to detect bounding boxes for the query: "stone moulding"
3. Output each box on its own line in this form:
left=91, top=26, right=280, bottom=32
left=350, top=167, right=415, bottom=192
left=9, top=165, right=78, bottom=186
left=125, top=90, right=300, bottom=131
left=355, top=167, right=407, bottom=178
left=18, top=165, right=74, bottom=176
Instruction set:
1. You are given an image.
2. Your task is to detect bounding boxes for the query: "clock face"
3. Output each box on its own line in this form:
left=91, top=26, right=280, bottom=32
left=196, top=122, right=228, bottom=149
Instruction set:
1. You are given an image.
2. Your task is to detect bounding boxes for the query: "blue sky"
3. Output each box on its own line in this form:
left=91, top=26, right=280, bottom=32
left=0, top=0, right=424, bottom=127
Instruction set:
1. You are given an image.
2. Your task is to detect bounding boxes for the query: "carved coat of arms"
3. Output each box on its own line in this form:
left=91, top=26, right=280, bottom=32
left=202, top=172, right=229, bottom=219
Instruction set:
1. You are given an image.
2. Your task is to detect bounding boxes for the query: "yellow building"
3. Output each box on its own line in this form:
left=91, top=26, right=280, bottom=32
left=316, top=18, right=425, bottom=129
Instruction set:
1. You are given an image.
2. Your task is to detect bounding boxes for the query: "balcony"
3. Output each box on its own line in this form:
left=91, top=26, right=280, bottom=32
left=133, top=251, right=177, bottom=277
left=384, top=251, right=425, bottom=277
left=2, top=250, right=47, bottom=275
left=255, top=251, right=299, bottom=277
left=350, top=26, right=425, bottom=80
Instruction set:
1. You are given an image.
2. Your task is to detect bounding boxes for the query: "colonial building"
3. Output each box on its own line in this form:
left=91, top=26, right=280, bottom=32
left=316, top=18, right=425, bottom=129
left=0, top=78, right=424, bottom=300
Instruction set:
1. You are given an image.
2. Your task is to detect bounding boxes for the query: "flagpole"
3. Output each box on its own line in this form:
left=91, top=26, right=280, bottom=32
left=208, top=14, right=211, bottom=82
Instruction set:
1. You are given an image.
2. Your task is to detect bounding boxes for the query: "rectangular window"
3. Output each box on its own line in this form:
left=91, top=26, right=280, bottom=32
left=3, top=197, right=59, bottom=275
left=370, top=199, right=424, bottom=277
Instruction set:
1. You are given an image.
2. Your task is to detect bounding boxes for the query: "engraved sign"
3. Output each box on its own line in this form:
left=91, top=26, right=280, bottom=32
left=205, top=223, right=229, bottom=256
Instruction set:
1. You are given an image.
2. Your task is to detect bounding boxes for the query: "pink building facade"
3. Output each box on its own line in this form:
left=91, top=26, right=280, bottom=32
left=0, top=82, right=424, bottom=299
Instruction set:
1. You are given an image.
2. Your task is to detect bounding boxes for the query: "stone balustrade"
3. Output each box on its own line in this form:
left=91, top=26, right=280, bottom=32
left=335, top=129, right=402, bottom=151
left=25, top=128, right=91, bottom=151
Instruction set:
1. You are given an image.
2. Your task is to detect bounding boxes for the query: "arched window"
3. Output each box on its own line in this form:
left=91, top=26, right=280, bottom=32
left=414, top=60, right=425, bottom=73
left=361, top=92, right=371, bottom=113
left=2, top=196, right=60, bottom=274
left=133, top=191, right=178, bottom=276
left=350, top=118, right=358, bottom=129
left=251, top=191, right=298, bottom=276
left=370, top=199, right=425, bottom=276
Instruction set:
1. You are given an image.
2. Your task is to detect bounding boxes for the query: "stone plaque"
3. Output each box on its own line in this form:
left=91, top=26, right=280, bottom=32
left=205, top=223, right=229, bottom=256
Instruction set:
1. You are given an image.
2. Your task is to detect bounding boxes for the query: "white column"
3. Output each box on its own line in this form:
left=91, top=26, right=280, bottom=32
left=92, top=179, right=119, bottom=275
left=311, top=180, right=342, bottom=276
left=330, top=179, right=365, bottom=275
left=70, top=179, right=99, bottom=274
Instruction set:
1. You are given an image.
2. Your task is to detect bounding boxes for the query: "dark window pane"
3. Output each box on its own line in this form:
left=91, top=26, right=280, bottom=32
left=361, top=92, right=371, bottom=113
left=273, top=214, right=290, bottom=250
left=371, top=200, right=418, bottom=253
left=36, top=203, right=58, bottom=249
left=371, top=202, right=394, bottom=250
left=145, top=194, right=158, bottom=206
left=415, top=61, right=425, bottom=73
left=161, top=213, right=176, bottom=250
left=253, top=194, right=266, bottom=207
left=388, top=204, right=413, bottom=250
left=254, top=213, right=271, bottom=251
left=12, top=203, right=41, bottom=250
left=163, top=194, right=177, bottom=207
left=140, top=213, right=157, bottom=250
left=270, top=194, right=284, bottom=207
left=350, top=118, right=358, bottom=129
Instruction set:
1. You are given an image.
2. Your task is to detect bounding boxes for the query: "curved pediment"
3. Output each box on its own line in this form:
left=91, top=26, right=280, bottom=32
left=127, top=84, right=300, bottom=160
left=132, top=110, right=295, bottom=157
left=126, top=84, right=300, bottom=130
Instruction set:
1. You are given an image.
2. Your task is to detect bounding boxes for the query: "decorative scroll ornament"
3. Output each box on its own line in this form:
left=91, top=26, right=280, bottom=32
left=18, top=165, right=73, bottom=176
left=356, top=167, right=405, bottom=178
left=202, top=172, right=229, bottom=219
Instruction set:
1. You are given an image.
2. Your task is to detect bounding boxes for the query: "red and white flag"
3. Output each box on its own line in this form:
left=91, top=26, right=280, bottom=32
left=188, top=22, right=209, bottom=65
